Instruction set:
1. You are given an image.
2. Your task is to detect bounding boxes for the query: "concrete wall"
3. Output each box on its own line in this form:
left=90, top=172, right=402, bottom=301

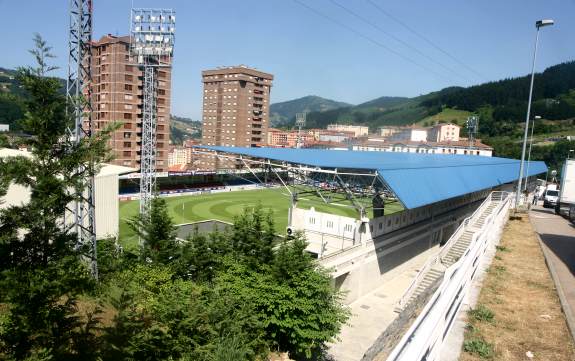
left=289, top=190, right=490, bottom=303
left=94, top=173, right=120, bottom=239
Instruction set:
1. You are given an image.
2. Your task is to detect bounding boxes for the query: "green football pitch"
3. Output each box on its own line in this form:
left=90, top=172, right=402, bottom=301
left=119, top=187, right=403, bottom=249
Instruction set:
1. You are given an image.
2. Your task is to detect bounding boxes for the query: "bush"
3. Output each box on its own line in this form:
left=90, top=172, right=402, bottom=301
left=468, top=304, right=495, bottom=323
left=464, top=338, right=494, bottom=358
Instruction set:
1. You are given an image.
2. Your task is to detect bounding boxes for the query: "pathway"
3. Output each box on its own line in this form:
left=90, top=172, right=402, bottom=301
left=530, top=204, right=575, bottom=341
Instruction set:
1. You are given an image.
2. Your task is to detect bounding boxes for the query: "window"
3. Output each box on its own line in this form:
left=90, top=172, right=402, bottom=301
left=124, top=84, right=132, bottom=91
left=124, top=113, right=132, bottom=120
left=125, top=75, right=133, bottom=81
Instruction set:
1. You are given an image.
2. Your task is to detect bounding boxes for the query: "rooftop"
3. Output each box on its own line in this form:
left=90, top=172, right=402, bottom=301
left=199, top=146, right=546, bottom=209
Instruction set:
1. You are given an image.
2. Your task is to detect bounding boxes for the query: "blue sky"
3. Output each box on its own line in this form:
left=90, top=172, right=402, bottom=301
left=1, top=0, right=574, bottom=119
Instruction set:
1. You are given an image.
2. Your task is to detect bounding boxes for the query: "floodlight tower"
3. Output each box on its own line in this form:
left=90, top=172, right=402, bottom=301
left=130, top=9, right=176, bottom=219
left=67, top=0, right=97, bottom=279
left=295, top=112, right=306, bottom=149
left=466, top=115, right=478, bottom=150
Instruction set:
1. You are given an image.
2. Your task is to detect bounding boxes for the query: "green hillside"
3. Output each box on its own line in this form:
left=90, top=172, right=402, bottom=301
left=170, top=115, right=201, bottom=144
left=270, top=95, right=351, bottom=126
left=418, top=108, right=473, bottom=127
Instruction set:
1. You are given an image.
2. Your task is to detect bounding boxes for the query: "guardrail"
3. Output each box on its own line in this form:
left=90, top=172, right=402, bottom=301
left=387, top=192, right=511, bottom=361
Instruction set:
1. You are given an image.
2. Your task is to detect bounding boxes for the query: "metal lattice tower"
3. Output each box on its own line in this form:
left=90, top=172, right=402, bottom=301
left=466, top=115, right=478, bottom=150
left=295, top=112, right=306, bottom=149
left=139, top=65, right=158, bottom=216
left=67, top=0, right=98, bottom=279
left=130, top=9, right=176, bottom=219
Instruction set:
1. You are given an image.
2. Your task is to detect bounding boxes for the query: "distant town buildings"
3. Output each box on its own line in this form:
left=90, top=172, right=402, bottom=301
left=389, top=125, right=429, bottom=142
left=90, top=34, right=172, bottom=171
left=428, top=123, right=460, bottom=142
left=318, top=130, right=355, bottom=143
left=200, top=65, right=273, bottom=169
left=168, top=146, right=192, bottom=167
left=352, top=138, right=492, bottom=156
left=267, top=128, right=314, bottom=148
left=327, top=124, right=369, bottom=137
left=0, top=124, right=9, bottom=132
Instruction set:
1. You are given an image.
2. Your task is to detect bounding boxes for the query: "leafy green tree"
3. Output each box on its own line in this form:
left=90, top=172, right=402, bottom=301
left=174, top=229, right=229, bottom=282
left=0, top=35, right=113, bottom=360
left=230, top=206, right=275, bottom=269
left=103, top=264, right=267, bottom=361
left=128, top=196, right=178, bottom=263
left=217, top=234, right=349, bottom=359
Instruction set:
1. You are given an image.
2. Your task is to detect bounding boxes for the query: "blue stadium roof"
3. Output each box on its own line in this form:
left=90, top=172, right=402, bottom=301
left=201, top=146, right=547, bottom=209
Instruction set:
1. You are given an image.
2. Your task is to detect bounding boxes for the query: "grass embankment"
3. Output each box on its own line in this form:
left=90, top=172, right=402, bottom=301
left=418, top=108, right=472, bottom=127
left=119, top=187, right=404, bottom=250
left=461, top=217, right=575, bottom=360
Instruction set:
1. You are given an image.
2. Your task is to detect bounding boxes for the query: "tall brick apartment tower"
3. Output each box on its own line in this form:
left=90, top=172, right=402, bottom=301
left=200, top=66, right=273, bottom=169
left=90, top=35, right=171, bottom=171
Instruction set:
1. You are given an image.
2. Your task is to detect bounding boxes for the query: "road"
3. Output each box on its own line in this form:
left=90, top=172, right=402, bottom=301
left=529, top=204, right=575, bottom=341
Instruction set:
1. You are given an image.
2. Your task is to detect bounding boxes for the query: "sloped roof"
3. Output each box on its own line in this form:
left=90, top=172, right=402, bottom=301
left=200, top=146, right=547, bottom=209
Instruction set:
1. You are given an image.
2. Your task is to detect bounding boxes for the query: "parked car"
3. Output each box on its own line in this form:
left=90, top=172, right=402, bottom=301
left=543, top=189, right=560, bottom=208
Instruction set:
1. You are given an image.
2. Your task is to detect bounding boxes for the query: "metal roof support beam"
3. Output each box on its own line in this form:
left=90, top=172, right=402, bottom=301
left=238, top=155, right=264, bottom=184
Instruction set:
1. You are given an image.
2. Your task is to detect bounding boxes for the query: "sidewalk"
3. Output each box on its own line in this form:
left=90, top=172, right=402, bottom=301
left=530, top=205, right=575, bottom=341
left=328, top=246, right=437, bottom=361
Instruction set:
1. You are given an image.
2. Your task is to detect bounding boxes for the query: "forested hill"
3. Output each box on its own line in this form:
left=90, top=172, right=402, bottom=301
left=423, top=61, right=575, bottom=113
left=289, top=61, right=575, bottom=133
left=270, top=95, right=351, bottom=126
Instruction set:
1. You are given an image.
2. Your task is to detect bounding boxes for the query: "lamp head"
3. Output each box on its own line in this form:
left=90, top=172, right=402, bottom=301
left=536, top=19, right=554, bottom=28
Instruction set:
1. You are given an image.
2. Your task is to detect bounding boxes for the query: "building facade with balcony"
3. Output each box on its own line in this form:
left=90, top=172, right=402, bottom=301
left=200, top=65, right=273, bottom=169
left=90, top=35, right=172, bottom=171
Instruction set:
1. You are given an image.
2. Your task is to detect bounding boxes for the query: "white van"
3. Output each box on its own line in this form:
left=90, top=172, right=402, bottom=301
left=543, top=188, right=560, bottom=208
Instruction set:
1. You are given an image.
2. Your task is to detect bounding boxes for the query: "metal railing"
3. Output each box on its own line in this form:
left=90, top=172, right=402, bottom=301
left=387, top=192, right=512, bottom=361
left=395, top=193, right=502, bottom=309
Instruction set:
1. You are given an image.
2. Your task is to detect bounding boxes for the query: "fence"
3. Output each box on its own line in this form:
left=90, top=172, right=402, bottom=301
left=386, top=191, right=512, bottom=361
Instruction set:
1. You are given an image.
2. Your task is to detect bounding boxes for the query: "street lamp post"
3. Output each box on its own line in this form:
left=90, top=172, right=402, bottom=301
left=524, top=115, right=542, bottom=191
left=516, top=19, right=554, bottom=208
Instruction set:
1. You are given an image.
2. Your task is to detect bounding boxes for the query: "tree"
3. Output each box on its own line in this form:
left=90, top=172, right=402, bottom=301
left=229, top=206, right=275, bottom=269
left=217, top=233, right=350, bottom=359
left=0, top=35, right=113, bottom=360
left=128, top=196, right=178, bottom=263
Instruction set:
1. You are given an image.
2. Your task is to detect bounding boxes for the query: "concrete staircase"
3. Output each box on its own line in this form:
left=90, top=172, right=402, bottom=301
left=404, top=268, right=444, bottom=306
left=396, top=198, right=502, bottom=312
left=471, top=203, right=497, bottom=228
left=441, top=230, right=474, bottom=267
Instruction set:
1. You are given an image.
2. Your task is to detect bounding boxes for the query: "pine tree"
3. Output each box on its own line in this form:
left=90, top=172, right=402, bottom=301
left=0, top=35, right=113, bottom=360
left=128, top=196, right=178, bottom=263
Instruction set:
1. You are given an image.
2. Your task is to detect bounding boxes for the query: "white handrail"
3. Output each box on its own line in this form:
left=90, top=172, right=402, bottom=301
left=397, top=192, right=504, bottom=309
left=387, top=192, right=512, bottom=361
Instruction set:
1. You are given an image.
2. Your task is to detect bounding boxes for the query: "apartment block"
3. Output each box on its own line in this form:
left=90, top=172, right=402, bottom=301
left=90, top=34, right=172, bottom=171
left=200, top=65, right=273, bottom=169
